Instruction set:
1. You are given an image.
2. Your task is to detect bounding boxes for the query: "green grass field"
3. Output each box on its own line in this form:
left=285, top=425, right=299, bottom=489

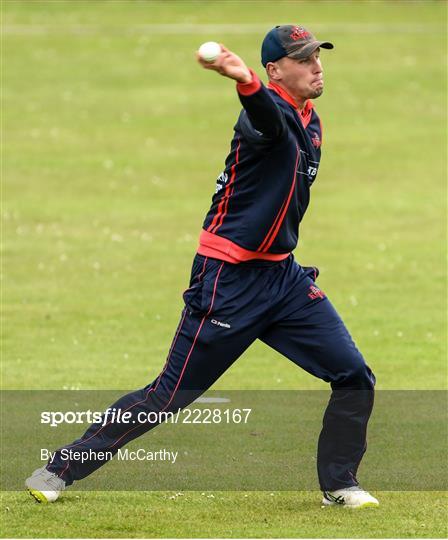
left=2, top=0, right=447, bottom=537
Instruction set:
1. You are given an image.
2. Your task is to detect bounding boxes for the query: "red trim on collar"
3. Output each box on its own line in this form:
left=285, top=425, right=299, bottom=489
left=267, top=81, right=314, bottom=128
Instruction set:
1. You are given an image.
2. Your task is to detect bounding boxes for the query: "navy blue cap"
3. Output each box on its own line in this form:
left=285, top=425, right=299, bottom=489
left=261, top=25, right=334, bottom=67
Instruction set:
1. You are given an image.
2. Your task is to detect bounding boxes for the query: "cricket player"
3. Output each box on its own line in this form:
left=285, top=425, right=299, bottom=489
left=26, top=25, right=379, bottom=508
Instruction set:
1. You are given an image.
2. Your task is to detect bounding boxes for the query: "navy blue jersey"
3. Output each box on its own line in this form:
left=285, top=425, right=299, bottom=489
left=198, top=70, right=323, bottom=263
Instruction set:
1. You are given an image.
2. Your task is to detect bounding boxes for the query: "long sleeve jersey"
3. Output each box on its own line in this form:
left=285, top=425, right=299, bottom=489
left=197, top=69, right=324, bottom=264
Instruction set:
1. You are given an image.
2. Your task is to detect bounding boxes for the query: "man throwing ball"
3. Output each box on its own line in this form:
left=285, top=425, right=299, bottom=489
left=26, top=25, right=379, bottom=509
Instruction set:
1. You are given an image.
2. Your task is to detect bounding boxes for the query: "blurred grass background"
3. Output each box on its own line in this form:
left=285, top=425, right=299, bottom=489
left=3, top=0, right=446, bottom=391
left=2, top=1, right=447, bottom=537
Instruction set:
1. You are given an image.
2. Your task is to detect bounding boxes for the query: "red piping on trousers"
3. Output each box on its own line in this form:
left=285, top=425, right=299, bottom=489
left=182, top=256, right=208, bottom=297
left=207, top=139, right=241, bottom=234
left=109, top=262, right=225, bottom=449
left=56, top=305, right=190, bottom=479
left=152, top=308, right=188, bottom=394
left=257, top=144, right=300, bottom=252
left=156, top=261, right=223, bottom=411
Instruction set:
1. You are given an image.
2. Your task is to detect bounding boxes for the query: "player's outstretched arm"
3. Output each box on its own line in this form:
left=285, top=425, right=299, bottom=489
left=196, top=44, right=286, bottom=145
left=196, top=45, right=252, bottom=83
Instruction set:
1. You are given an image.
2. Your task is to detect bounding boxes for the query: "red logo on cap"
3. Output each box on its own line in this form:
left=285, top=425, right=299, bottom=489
left=290, top=26, right=310, bottom=41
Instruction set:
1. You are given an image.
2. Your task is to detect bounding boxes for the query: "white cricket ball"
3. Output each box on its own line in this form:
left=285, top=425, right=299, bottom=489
left=198, top=41, right=221, bottom=63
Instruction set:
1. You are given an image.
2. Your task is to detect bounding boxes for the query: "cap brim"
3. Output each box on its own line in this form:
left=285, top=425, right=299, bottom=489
left=287, top=40, right=334, bottom=60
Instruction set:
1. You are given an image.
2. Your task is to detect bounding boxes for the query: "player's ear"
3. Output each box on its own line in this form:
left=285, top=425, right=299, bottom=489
left=266, top=61, right=281, bottom=81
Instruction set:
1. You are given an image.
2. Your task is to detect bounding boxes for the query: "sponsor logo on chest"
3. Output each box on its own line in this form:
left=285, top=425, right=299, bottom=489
left=307, top=285, right=326, bottom=300
left=311, top=132, right=321, bottom=148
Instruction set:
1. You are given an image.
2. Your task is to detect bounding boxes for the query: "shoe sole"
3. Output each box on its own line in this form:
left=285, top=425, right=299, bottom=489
left=322, top=500, right=379, bottom=509
left=26, top=488, right=49, bottom=504
left=352, top=502, right=379, bottom=509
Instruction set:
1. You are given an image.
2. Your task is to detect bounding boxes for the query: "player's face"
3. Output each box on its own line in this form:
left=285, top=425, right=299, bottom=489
left=275, top=49, right=324, bottom=101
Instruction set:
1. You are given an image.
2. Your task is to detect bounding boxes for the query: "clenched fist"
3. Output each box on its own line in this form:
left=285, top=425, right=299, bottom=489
left=196, top=45, right=252, bottom=84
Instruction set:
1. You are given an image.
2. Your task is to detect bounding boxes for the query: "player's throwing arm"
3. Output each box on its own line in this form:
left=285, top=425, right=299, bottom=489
left=197, top=42, right=252, bottom=84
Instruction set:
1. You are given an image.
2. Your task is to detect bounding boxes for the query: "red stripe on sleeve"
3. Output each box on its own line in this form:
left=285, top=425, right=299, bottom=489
left=257, top=144, right=300, bottom=253
left=236, top=69, right=261, bottom=96
left=207, top=139, right=241, bottom=234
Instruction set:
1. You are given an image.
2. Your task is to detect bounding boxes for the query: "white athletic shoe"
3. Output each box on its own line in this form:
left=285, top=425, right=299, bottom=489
left=322, top=486, right=379, bottom=509
left=25, top=467, right=65, bottom=503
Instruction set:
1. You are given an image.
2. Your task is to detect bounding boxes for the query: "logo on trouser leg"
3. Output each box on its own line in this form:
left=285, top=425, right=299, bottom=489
left=307, top=285, right=326, bottom=300
left=211, top=318, right=231, bottom=329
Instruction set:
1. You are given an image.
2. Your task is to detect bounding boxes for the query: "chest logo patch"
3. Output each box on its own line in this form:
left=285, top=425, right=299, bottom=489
left=307, top=284, right=326, bottom=301
left=311, top=132, right=321, bottom=149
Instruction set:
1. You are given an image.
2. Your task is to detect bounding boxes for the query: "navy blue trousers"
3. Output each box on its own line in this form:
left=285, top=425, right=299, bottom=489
left=48, top=254, right=375, bottom=491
